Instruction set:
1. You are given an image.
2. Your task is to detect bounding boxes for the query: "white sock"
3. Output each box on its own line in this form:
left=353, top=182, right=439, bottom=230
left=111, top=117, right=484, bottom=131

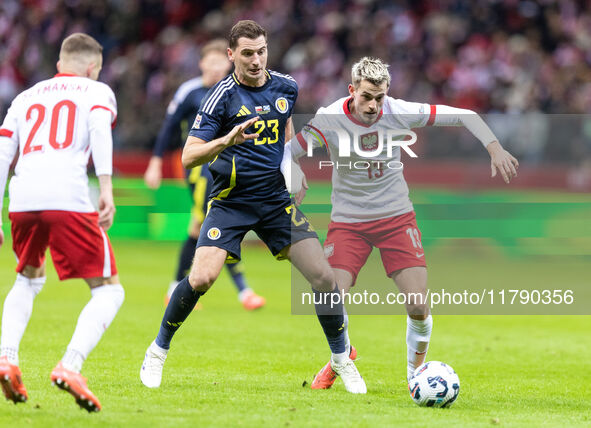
left=329, top=310, right=351, bottom=364
left=0, top=274, right=45, bottom=365
left=406, top=315, right=433, bottom=379
left=62, top=348, right=84, bottom=373
left=331, top=351, right=348, bottom=365
left=238, top=288, right=253, bottom=302
left=150, top=340, right=168, bottom=356
left=62, top=284, right=124, bottom=373
left=343, top=312, right=351, bottom=355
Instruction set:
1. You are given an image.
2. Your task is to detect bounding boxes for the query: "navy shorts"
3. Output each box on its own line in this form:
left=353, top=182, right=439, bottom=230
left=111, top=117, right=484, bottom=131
left=186, top=165, right=213, bottom=223
left=196, top=198, right=318, bottom=262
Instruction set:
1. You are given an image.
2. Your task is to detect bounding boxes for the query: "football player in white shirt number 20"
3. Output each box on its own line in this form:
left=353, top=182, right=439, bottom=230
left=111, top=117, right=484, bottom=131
left=284, top=57, right=518, bottom=391
left=0, top=33, right=124, bottom=412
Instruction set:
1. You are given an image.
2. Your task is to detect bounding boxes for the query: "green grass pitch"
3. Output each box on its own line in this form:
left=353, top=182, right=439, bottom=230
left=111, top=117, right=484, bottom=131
left=0, top=239, right=589, bottom=427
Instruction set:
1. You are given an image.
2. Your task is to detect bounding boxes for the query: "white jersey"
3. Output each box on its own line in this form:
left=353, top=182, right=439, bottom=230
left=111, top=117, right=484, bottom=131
left=295, top=96, right=433, bottom=223
left=0, top=73, right=117, bottom=213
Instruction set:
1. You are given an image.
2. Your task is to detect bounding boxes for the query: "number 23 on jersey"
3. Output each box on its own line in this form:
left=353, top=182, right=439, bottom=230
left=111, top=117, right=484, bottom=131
left=253, top=119, right=279, bottom=145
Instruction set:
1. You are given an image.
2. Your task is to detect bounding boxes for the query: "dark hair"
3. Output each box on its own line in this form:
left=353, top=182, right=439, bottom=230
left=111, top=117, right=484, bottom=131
left=228, top=20, right=267, bottom=49
left=60, top=33, right=103, bottom=56
left=201, top=39, right=228, bottom=58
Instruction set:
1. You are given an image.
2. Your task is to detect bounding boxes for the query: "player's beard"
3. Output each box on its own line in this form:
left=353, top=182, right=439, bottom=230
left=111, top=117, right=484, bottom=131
left=362, top=111, right=377, bottom=123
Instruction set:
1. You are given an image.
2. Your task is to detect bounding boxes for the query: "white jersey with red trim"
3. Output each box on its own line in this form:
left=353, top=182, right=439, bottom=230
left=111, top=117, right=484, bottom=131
left=0, top=73, right=117, bottom=213
left=295, top=96, right=433, bottom=223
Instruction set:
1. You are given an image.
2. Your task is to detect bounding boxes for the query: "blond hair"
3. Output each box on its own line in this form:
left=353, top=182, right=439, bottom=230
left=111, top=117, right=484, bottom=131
left=351, top=57, right=391, bottom=87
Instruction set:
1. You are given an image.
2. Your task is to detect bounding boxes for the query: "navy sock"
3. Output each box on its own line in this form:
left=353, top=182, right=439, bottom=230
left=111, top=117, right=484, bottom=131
left=226, top=263, right=247, bottom=293
left=155, top=277, right=202, bottom=349
left=314, top=288, right=346, bottom=354
left=175, top=237, right=198, bottom=282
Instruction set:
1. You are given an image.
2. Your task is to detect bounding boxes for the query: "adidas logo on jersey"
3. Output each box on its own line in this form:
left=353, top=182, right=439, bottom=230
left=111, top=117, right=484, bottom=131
left=236, top=105, right=252, bottom=117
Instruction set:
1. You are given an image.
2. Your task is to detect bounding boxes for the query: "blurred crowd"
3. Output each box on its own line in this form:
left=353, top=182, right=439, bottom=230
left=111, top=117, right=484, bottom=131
left=1, top=0, right=591, bottom=165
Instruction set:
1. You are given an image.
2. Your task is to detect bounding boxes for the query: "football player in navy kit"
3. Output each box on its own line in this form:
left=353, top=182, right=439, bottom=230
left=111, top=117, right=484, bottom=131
left=141, top=20, right=366, bottom=394
left=144, top=39, right=265, bottom=311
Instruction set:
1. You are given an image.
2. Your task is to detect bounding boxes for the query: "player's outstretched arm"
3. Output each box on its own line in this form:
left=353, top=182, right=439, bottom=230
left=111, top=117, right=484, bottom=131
left=182, top=116, right=260, bottom=169
left=98, top=175, right=116, bottom=230
left=427, top=104, right=519, bottom=183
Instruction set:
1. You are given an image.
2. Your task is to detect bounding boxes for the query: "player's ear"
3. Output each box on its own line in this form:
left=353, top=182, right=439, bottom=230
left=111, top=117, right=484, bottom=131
left=56, top=60, right=62, bottom=72
left=227, top=47, right=234, bottom=62
left=348, top=84, right=355, bottom=97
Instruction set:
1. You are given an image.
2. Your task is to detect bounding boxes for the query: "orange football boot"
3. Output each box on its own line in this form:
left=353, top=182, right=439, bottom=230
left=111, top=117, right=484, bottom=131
left=311, top=345, right=357, bottom=389
left=50, top=362, right=101, bottom=412
left=0, top=356, right=28, bottom=403
left=241, top=290, right=266, bottom=311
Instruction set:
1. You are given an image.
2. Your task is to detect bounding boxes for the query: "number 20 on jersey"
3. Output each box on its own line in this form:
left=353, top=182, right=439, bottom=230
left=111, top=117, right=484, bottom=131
left=24, top=100, right=77, bottom=155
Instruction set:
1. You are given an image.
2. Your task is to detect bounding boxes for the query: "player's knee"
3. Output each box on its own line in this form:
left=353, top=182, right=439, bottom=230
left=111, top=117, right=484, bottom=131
left=14, top=273, right=45, bottom=296
left=93, top=283, right=125, bottom=310
left=22, top=264, right=46, bottom=279
left=188, top=270, right=217, bottom=292
left=406, top=299, right=429, bottom=318
left=310, top=267, right=335, bottom=292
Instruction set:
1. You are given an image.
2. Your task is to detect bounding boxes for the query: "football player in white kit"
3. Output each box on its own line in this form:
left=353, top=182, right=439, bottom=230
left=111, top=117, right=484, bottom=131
left=284, top=57, right=518, bottom=391
left=0, top=33, right=124, bottom=412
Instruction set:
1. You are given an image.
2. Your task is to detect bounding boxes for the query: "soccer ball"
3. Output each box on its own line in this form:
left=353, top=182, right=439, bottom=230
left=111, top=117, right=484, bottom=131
left=408, top=361, right=460, bottom=408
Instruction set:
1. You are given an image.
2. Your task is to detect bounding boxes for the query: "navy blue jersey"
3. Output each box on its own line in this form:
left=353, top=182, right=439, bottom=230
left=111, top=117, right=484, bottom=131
left=153, top=77, right=210, bottom=157
left=188, top=70, right=297, bottom=202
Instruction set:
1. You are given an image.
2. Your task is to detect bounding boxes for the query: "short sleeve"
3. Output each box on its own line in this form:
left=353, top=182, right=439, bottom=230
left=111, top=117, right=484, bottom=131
left=188, top=110, right=222, bottom=143
left=287, top=80, right=298, bottom=117
left=187, top=84, right=225, bottom=142
left=389, top=98, right=434, bottom=129
left=269, top=71, right=299, bottom=117
left=90, top=83, right=117, bottom=128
